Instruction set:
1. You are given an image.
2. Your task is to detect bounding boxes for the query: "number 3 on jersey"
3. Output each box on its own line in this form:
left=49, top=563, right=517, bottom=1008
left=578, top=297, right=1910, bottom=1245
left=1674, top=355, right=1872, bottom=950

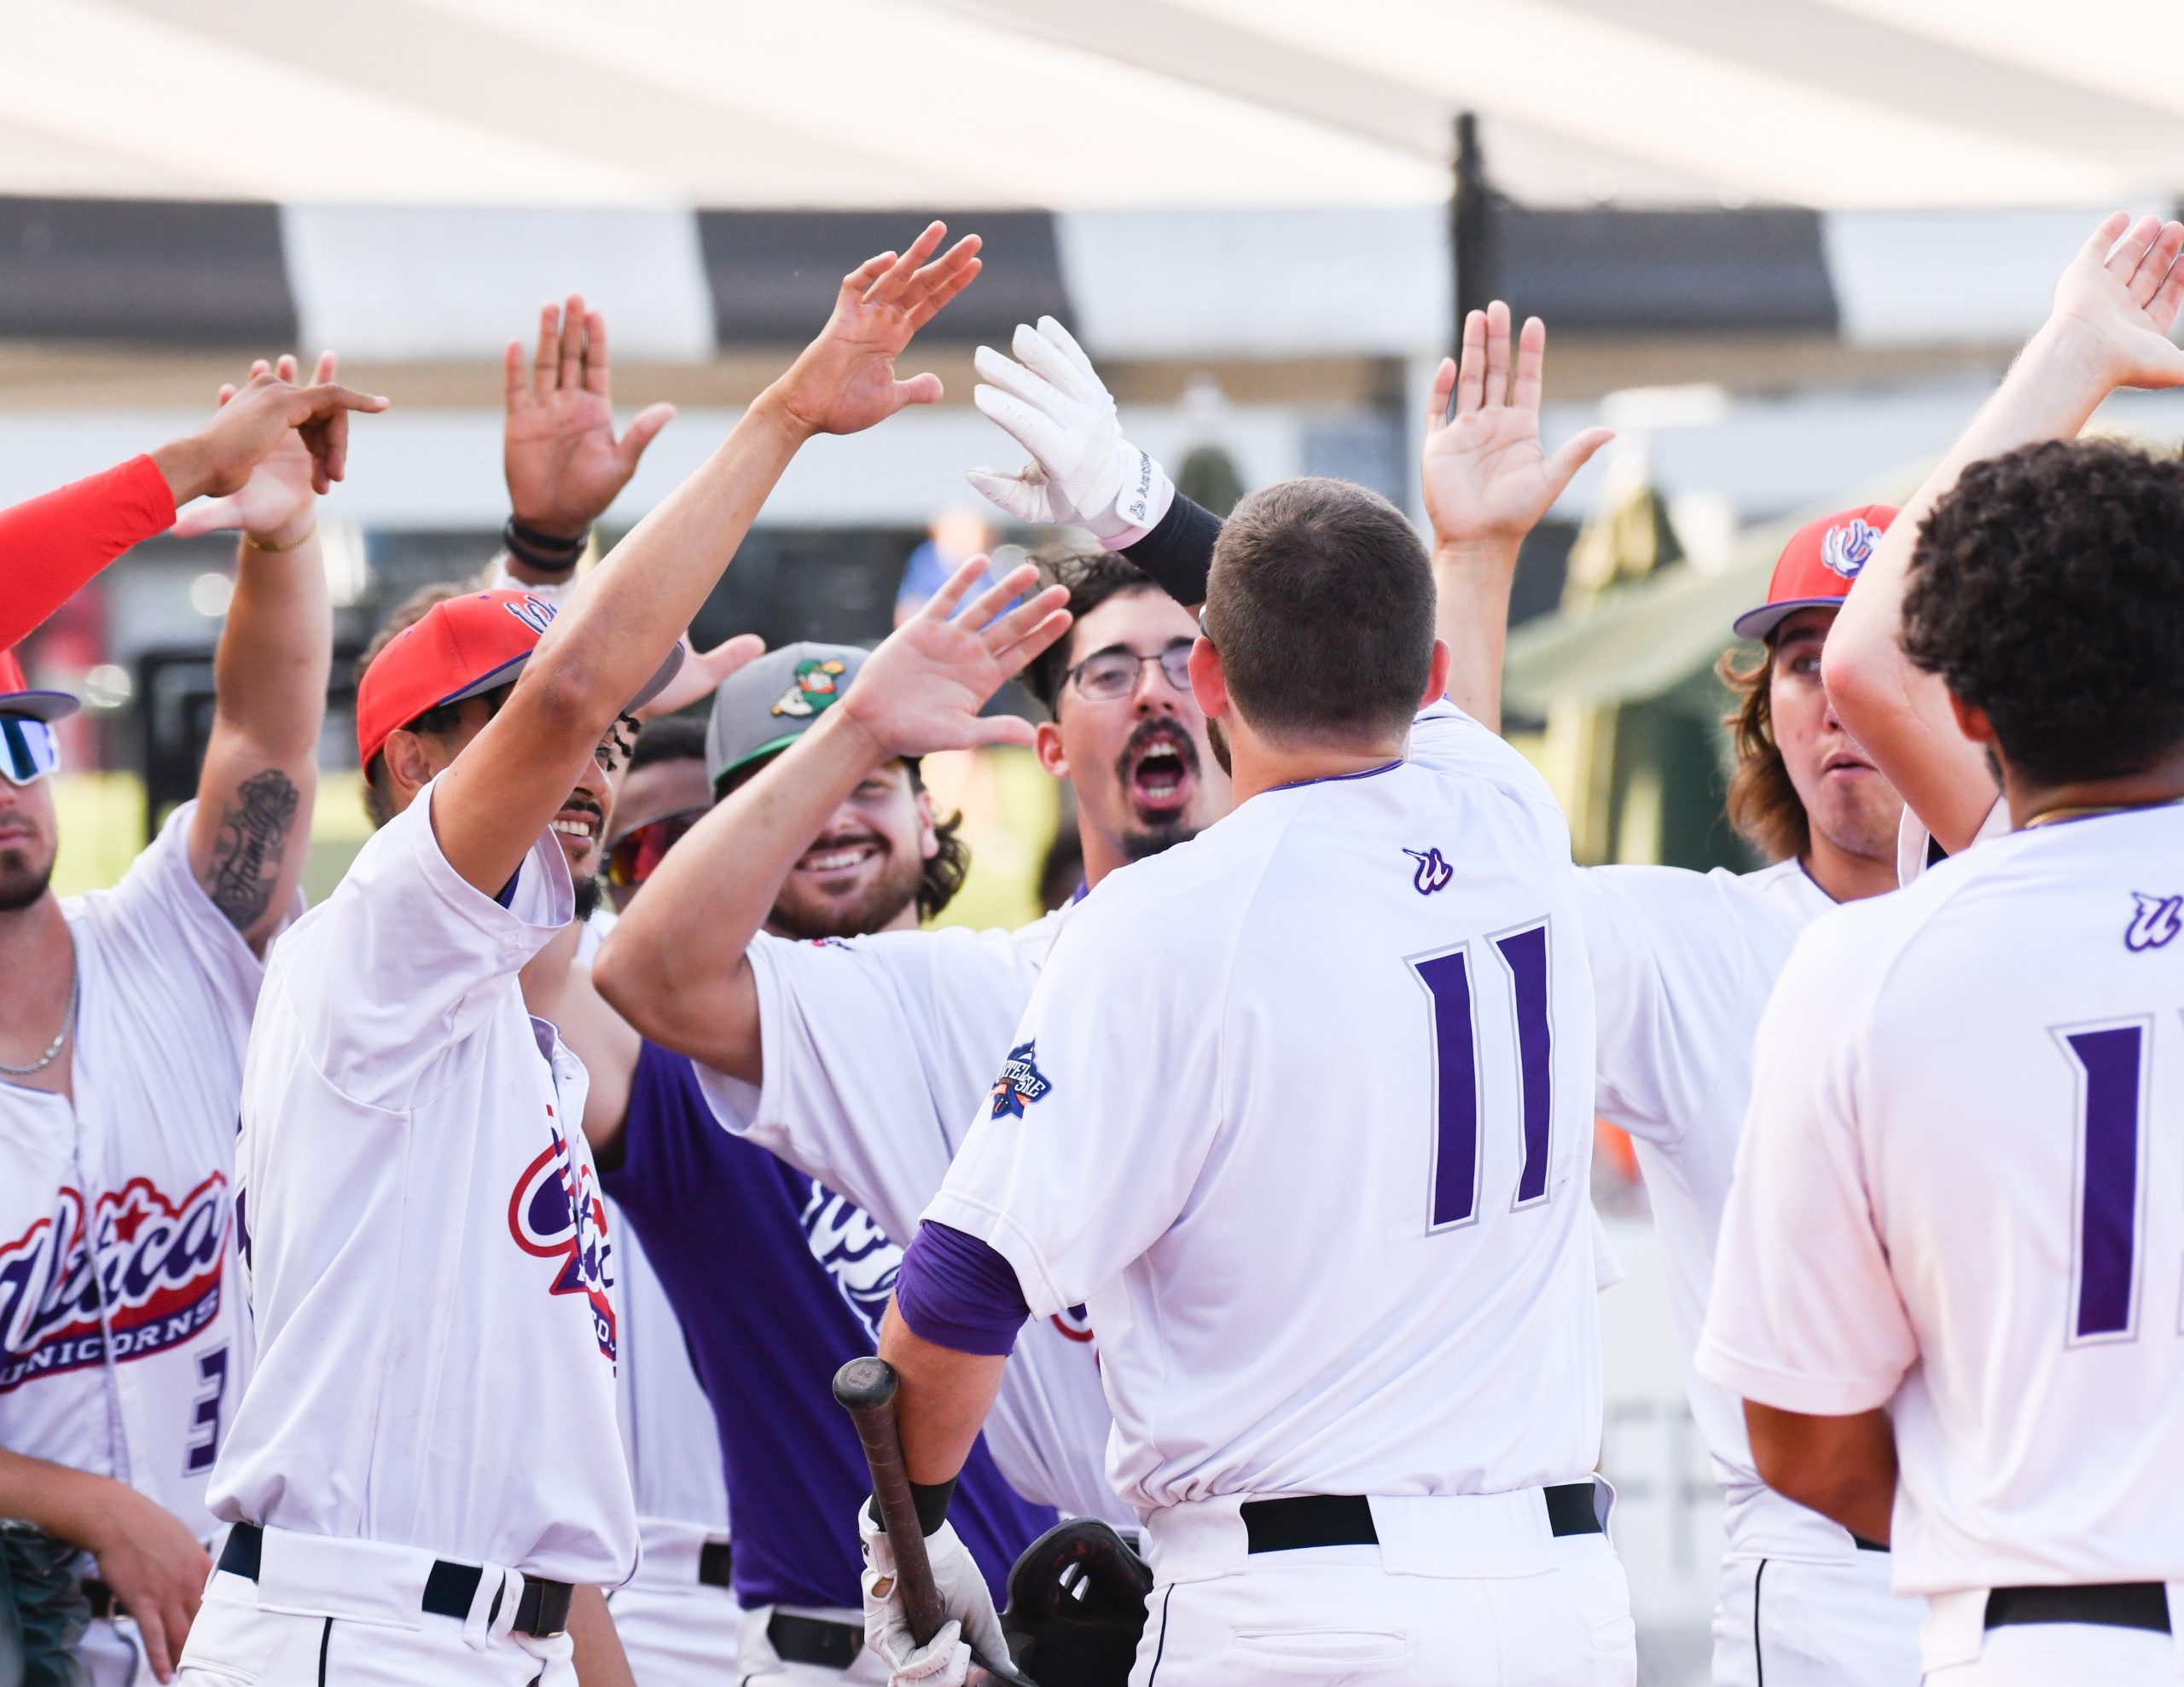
left=1410, top=922, right=1554, bottom=1232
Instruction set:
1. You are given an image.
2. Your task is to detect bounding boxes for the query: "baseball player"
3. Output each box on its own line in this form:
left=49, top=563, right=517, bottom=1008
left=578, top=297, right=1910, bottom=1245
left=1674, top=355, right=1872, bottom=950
left=594, top=570, right=1230, bottom=1533
left=1697, top=426, right=2184, bottom=1678
left=1826, top=212, right=2184, bottom=882
left=0, top=356, right=377, bottom=1687
left=519, top=646, right=1059, bottom=1681
left=179, top=221, right=985, bottom=1687
left=861, top=477, right=1627, bottom=1687
left=965, top=307, right=1921, bottom=1682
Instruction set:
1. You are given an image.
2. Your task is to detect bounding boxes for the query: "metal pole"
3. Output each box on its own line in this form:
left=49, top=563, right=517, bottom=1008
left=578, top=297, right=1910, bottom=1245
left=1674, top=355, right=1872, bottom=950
left=1450, top=110, right=1492, bottom=355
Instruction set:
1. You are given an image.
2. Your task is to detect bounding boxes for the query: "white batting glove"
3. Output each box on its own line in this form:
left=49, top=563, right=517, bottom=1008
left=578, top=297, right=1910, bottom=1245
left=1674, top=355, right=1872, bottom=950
left=967, top=316, right=1174, bottom=547
left=859, top=1507, right=1014, bottom=1687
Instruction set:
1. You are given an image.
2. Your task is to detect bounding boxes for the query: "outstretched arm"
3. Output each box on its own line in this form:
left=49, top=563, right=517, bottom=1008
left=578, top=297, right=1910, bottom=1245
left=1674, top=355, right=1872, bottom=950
left=0, top=368, right=383, bottom=652
left=433, top=222, right=983, bottom=900
left=1825, top=211, right=2184, bottom=853
left=183, top=353, right=358, bottom=954
left=1424, top=303, right=1612, bottom=732
left=593, top=560, right=1069, bottom=1081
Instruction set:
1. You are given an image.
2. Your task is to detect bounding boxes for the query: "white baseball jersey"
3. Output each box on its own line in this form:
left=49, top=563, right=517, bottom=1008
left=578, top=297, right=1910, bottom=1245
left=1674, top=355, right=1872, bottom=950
left=211, top=780, right=638, bottom=1584
left=926, top=702, right=1600, bottom=1514
left=693, top=913, right=1124, bottom=1524
left=0, top=805, right=275, bottom=1541
left=1577, top=858, right=1865, bottom=1561
left=611, top=1209, right=729, bottom=1547
left=1699, top=803, right=2184, bottom=1596
left=1896, top=795, right=2008, bottom=886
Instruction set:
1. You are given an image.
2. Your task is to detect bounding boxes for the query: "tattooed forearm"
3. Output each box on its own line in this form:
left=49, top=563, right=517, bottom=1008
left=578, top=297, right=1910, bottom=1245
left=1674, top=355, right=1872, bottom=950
left=204, top=769, right=300, bottom=930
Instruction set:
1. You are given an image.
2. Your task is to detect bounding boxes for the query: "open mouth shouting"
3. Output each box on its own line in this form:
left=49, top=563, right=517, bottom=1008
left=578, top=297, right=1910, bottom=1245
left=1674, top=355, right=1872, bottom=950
left=1118, top=719, right=1199, bottom=819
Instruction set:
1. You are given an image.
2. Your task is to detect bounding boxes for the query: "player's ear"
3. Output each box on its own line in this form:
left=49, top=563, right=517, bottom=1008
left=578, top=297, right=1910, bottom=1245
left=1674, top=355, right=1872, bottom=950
left=1033, top=718, right=1068, bottom=780
left=910, top=774, right=940, bottom=862
left=380, top=728, right=437, bottom=809
left=1945, top=690, right=1995, bottom=749
left=1188, top=636, right=1230, bottom=722
left=1420, top=639, right=1452, bottom=710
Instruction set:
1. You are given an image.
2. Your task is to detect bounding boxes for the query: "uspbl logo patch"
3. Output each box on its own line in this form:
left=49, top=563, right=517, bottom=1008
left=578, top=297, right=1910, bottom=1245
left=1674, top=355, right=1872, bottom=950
left=1403, top=847, right=1453, bottom=896
left=2126, top=892, right=2182, bottom=953
left=990, top=1041, right=1053, bottom=1118
left=1821, top=519, right=1882, bottom=581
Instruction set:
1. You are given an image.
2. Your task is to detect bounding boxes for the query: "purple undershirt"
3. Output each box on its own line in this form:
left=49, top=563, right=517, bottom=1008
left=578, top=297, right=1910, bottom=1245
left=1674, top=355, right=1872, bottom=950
left=895, top=1221, right=1031, bottom=1356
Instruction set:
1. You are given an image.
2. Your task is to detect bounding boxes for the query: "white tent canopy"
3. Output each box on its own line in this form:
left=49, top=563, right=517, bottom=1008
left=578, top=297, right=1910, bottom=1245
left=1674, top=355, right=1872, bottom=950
left=9, top=0, right=2184, bottom=210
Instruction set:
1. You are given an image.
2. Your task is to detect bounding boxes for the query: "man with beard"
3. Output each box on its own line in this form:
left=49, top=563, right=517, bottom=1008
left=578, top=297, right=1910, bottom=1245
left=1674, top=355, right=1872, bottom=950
left=592, top=551, right=1228, bottom=1533
left=969, top=304, right=1920, bottom=1684
left=0, top=353, right=376, bottom=1686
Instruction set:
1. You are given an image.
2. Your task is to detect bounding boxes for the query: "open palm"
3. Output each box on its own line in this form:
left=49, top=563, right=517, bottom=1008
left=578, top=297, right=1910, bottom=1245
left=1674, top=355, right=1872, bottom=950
left=504, top=297, right=675, bottom=536
left=845, top=559, right=1070, bottom=758
left=773, top=222, right=984, bottom=438
left=1421, top=304, right=1611, bottom=553
left=2049, top=212, right=2184, bottom=392
left=170, top=352, right=328, bottom=547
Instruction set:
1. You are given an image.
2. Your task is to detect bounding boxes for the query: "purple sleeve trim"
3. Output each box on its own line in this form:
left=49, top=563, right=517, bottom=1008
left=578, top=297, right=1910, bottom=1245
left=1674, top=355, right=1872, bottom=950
left=894, top=1222, right=1030, bottom=1357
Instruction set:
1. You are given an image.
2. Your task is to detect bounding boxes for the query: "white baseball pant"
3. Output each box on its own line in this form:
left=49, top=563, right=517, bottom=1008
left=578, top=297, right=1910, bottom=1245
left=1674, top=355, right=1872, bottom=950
left=171, top=1531, right=573, bottom=1687
left=605, top=1522, right=741, bottom=1687
left=733, top=1603, right=887, bottom=1684
left=1710, top=1550, right=1924, bottom=1684
left=1920, top=1585, right=2184, bottom=1685
left=1130, top=1490, right=1634, bottom=1686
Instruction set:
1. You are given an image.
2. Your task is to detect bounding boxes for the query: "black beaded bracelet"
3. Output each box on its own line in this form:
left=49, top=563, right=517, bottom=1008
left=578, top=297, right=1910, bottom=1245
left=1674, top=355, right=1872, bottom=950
left=502, top=515, right=587, bottom=574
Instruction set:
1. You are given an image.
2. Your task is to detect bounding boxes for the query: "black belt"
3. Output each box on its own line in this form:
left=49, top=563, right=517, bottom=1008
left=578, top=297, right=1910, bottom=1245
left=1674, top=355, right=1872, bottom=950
left=81, top=1578, right=117, bottom=1620
left=767, top=1609, right=863, bottom=1669
left=1852, top=1533, right=1888, bottom=1553
left=219, top=1522, right=576, bottom=1638
left=1986, top=1583, right=2170, bottom=1634
left=698, top=1539, right=733, bottom=1590
left=1240, top=1484, right=1603, bottom=1555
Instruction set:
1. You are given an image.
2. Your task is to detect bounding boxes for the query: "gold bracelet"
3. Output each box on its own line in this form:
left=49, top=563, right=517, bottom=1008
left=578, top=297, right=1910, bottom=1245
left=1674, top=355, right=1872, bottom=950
left=243, top=524, right=317, bottom=554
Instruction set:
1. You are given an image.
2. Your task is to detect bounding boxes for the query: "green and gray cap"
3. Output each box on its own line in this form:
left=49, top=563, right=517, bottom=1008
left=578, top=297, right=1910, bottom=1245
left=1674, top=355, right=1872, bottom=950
left=706, top=641, right=871, bottom=793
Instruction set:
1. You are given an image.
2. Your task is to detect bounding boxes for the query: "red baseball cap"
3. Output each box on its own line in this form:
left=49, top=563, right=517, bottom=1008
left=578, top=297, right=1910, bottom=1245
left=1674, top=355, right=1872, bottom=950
left=1731, top=504, right=1899, bottom=642
left=356, top=590, right=682, bottom=767
left=0, top=648, right=79, bottom=722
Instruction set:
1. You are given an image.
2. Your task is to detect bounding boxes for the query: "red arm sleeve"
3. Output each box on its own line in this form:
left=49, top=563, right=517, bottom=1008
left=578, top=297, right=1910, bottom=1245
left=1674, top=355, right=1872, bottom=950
left=0, top=455, right=177, bottom=650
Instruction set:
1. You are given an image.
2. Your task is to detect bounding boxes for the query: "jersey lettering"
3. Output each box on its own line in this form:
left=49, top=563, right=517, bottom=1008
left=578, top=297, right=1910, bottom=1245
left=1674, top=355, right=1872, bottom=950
left=798, top=1182, right=901, bottom=1342
left=0, top=1175, right=229, bottom=1394
left=1410, top=918, right=1558, bottom=1232
left=184, top=1344, right=229, bottom=1475
left=2058, top=1018, right=2154, bottom=1344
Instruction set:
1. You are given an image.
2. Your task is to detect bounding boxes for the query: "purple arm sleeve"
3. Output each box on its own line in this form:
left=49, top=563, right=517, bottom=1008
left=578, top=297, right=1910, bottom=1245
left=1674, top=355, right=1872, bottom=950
left=894, top=1221, right=1031, bottom=1357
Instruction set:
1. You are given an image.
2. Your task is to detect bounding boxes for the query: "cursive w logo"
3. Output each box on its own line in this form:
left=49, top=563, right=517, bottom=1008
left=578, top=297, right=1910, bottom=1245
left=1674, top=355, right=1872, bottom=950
left=2126, top=892, right=2183, bottom=953
left=1403, top=847, right=1453, bottom=896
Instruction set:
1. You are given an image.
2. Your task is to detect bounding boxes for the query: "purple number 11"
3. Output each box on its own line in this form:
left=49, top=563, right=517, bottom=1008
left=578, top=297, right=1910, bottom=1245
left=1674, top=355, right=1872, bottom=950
left=1411, top=923, right=1554, bottom=1233
left=2059, top=1020, right=2152, bottom=1343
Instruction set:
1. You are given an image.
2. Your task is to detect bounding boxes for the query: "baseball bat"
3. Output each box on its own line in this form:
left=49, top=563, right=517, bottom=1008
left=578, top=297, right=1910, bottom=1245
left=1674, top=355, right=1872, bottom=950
left=834, top=1356, right=950, bottom=1647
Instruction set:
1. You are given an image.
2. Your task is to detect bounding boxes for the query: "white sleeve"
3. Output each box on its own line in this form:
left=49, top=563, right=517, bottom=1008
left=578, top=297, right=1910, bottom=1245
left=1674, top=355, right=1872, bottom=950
left=269, top=779, right=569, bottom=1111
left=1694, top=919, right=1917, bottom=1417
left=922, top=897, right=1224, bottom=1319
left=89, top=800, right=285, bottom=1040
left=690, top=929, right=1028, bottom=1246
left=1896, top=795, right=2009, bottom=886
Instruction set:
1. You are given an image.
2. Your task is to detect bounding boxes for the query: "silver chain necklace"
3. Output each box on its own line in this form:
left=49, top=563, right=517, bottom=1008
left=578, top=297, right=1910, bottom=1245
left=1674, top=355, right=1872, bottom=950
left=0, top=931, right=78, bottom=1076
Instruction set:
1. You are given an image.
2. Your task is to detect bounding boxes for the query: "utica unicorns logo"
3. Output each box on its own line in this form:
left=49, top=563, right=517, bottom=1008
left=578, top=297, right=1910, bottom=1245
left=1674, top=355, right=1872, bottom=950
left=0, top=1175, right=229, bottom=1394
left=508, top=1129, right=616, bottom=1363
left=1821, top=519, right=1882, bottom=581
left=799, top=1183, right=901, bottom=1342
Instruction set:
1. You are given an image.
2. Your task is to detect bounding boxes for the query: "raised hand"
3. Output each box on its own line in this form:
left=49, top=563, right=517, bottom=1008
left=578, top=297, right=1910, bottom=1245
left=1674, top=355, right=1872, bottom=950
left=170, top=353, right=340, bottom=548
left=843, top=558, right=1070, bottom=759
left=1422, top=302, right=1612, bottom=557
left=503, top=296, right=676, bottom=539
left=152, top=362, right=386, bottom=509
left=966, top=316, right=1170, bottom=542
left=2046, top=211, right=2184, bottom=393
left=768, top=223, right=982, bottom=440
left=633, top=631, right=768, bottom=721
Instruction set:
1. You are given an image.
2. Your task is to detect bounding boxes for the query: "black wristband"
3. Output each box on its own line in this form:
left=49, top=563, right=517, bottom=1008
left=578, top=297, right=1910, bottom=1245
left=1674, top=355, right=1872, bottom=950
left=868, top=1479, right=957, bottom=1537
left=502, top=515, right=586, bottom=575
left=1121, top=493, right=1221, bottom=607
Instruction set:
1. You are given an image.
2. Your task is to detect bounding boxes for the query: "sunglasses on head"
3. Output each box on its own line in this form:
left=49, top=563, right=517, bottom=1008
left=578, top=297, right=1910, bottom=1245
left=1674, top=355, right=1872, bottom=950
left=605, top=806, right=707, bottom=889
left=0, top=716, right=58, bottom=786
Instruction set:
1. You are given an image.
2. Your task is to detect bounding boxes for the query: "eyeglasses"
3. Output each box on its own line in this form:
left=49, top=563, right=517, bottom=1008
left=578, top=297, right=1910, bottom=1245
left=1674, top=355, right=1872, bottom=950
left=1066, top=644, right=1194, bottom=704
left=0, top=716, right=58, bottom=786
left=605, top=806, right=706, bottom=888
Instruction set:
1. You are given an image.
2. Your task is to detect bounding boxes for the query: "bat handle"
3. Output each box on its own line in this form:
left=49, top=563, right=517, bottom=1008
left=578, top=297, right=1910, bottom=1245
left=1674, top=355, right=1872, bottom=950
left=834, top=1357, right=950, bottom=1649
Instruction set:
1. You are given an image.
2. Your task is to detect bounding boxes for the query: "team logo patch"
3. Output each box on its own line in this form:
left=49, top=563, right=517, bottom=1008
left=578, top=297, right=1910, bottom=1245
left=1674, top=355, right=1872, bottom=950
left=504, top=594, right=557, bottom=636
left=1820, top=519, right=1881, bottom=581
left=2126, top=891, right=2183, bottom=953
left=0, top=1175, right=229, bottom=1394
left=1049, top=1303, right=1096, bottom=1346
left=990, top=1041, right=1053, bottom=1118
left=799, top=1183, right=901, bottom=1342
left=1403, top=847, right=1454, bottom=896
left=508, top=1128, right=617, bottom=1363
left=771, top=658, right=849, bottom=719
